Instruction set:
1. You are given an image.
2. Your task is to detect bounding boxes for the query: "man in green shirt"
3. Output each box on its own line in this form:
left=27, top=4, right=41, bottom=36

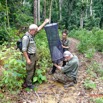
left=53, top=51, right=79, bottom=87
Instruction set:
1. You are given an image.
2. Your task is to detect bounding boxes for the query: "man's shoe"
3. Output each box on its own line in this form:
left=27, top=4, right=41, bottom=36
left=64, top=82, right=74, bottom=88
left=27, top=85, right=35, bottom=89
left=48, top=68, right=55, bottom=75
left=22, top=83, right=27, bottom=88
left=73, top=77, right=77, bottom=84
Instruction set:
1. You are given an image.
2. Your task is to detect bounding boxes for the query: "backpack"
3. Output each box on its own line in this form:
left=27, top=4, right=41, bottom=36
left=16, top=35, right=30, bottom=52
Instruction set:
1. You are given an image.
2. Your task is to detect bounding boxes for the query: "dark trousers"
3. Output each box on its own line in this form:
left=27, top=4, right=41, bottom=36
left=26, top=54, right=36, bottom=86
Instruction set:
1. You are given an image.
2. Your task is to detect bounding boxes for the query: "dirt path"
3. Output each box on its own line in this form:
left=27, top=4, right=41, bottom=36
left=16, top=38, right=103, bottom=103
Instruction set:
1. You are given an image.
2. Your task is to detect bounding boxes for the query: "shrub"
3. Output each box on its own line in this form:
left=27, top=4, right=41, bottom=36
left=92, top=98, right=103, bottom=103
left=84, top=79, right=96, bottom=90
left=0, top=45, right=26, bottom=91
left=0, top=30, right=51, bottom=91
left=69, top=28, right=103, bottom=54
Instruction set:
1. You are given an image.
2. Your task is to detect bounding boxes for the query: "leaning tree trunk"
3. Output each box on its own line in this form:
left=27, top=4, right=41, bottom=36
left=34, top=0, right=37, bottom=24
left=37, top=0, right=40, bottom=24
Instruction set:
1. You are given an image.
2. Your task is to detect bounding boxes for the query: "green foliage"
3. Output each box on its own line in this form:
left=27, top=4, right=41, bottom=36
left=84, top=17, right=100, bottom=30
left=0, top=30, right=51, bottom=91
left=0, top=44, right=26, bottom=91
left=87, top=62, right=103, bottom=77
left=84, top=79, right=96, bottom=90
left=35, top=30, right=51, bottom=63
left=0, top=28, right=9, bottom=44
left=0, top=93, right=4, bottom=99
left=32, top=30, right=50, bottom=84
left=15, top=4, right=33, bottom=28
left=1, top=0, right=103, bottom=31
left=92, top=98, right=103, bottom=103
left=33, top=69, right=47, bottom=84
left=84, top=48, right=96, bottom=59
left=69, top=28, right=103, bottom=55
left=0, top=27, right=19, bottom=44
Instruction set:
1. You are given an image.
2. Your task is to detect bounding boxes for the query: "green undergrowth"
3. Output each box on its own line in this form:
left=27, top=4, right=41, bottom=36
left=84, top=61, right=103, bottom=90
left=0, top=30, right=50, bottom=92
left=69, top=28, right=103, bottom=58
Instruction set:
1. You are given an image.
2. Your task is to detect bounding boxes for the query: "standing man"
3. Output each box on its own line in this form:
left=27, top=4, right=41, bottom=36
left=53, top=51, right=79, bottom=87
left=22, top=19, right=49, bottom=89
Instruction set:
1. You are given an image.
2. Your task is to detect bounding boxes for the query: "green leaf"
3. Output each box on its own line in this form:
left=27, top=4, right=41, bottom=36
left=36, top=69, right=42, bottom=75
left=37, top=78, right=42, bottom=84
left=41, top=76, right=47, bottom=81
left=33, top=77, right=38, bottom=82
left=9, top=59, right=15, bottom=64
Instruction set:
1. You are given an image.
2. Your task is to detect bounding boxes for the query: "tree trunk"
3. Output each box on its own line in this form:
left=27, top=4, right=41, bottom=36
left=49, top=0, right=53, bottom=23
left=90, top=0, right=93, bottom=16
left=6, top=0, right=10, bottom=28
left=43, top=0, right=46, bottom=19
left=80, top=11, right=83, bottom=28
left=80, top=0, right=84, bottom=28
left=85, top=0, right=88, bottom=18
left=34, top=0, right=37, bottom=24
left=59, top=0, right=62, bottom=21
left=37, top=0, right=40, bottom=24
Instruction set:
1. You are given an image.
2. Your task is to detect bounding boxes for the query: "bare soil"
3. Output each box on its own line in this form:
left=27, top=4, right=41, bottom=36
left=17, top=38, right=103, bottom=103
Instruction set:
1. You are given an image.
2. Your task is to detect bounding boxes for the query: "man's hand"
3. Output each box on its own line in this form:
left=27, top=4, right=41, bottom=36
left=23, top=52, right=32, bottom=65
left=54, top=63, right=61, bottom=70
left=38, top=18, right=50, bottom=31
left=44, top=19, right=50, bottom=24
left=27, top=58, right=32, bottom=65
left=62, top=45, right=65, bottom=48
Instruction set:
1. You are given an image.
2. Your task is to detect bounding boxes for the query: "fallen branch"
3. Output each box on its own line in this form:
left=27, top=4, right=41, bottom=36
left=35, top=91, right=41, bottom=103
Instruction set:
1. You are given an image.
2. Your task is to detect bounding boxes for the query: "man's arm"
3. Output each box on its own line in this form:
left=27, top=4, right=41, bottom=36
left=62, top=45, right=69, bottom=49
left=54, top=62, right=72, bottom=73
left=22, top=36, right=31, bottom=65
left=23, top=52, right=32, bottom=65
left=37, top=19, right=50, bottom=31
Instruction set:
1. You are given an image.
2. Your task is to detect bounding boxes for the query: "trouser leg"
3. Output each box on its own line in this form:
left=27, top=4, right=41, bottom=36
left=51, top=65, right=56, bottom=74
left=53, top=73, right=73, bottom=84
left=63, top=61, right=66, bottom=66
left=26, top=54, right=36, bottom=86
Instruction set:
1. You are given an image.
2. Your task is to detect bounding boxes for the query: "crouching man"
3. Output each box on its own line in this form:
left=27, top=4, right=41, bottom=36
left=53, top=51, right=79, bottom=88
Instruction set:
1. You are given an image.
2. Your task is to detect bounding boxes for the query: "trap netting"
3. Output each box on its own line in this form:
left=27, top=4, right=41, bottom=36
left=44, top=23, right=63, bottom=63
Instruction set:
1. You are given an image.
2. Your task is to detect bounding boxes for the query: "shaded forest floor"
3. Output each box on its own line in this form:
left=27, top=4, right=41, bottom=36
left=1, top=38, right=103, bottom=103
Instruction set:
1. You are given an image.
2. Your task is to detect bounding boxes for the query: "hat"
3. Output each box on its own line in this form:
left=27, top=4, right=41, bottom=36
left=63, top=51, right=72, bottom=57
left=29, top=24, right=38, bottom=30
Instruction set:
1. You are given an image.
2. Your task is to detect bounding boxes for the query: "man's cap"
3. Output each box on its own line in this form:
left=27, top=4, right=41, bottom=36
left=29, top=24, right=38, bottom=30
left=63, top=51, right=72, bottom=57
